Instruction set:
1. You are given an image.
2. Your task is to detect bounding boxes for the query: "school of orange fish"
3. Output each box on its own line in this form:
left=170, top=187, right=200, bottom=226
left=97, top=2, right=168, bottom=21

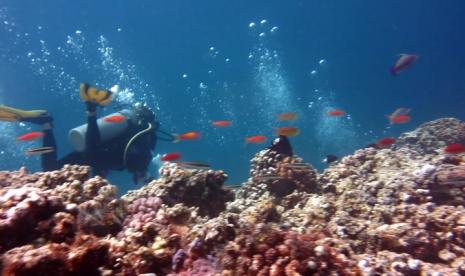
left=14, top=54, right=465, bottom=163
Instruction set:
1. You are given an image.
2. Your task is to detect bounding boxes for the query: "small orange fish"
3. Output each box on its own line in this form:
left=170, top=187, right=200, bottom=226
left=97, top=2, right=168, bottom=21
left=16, top=131, right=44, bottom=141
left=277, top=112, right=298, bottom=121
left=246, top=135, right=267, bottom=144
left=377, top=137, right=396, bottom=148
left=389, top=114, right=410, bottom=124
left=160, top=152, right=182, bottom=161
left=104, top=115, right=126, bottom=123
left=212, top=121, right=232, bottom=127
left=174, top=131, right=201, bottom=142
left=276, top=126, right=300, bottom=137
left=326, top=109, right=346, bottom=117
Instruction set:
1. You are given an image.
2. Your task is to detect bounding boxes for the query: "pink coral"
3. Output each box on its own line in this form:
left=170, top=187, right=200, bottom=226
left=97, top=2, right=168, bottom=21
left=0, top=187, right=65, bottom=252
left=2, top=234, right=109, bottom=276
left=218, top=224, right=358, bottom=275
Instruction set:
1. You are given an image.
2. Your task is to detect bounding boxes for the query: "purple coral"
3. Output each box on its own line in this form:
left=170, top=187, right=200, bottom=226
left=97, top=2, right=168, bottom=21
left=172, top=249, right=188, bottom=272
left=121, top=196, right=163, bottom=233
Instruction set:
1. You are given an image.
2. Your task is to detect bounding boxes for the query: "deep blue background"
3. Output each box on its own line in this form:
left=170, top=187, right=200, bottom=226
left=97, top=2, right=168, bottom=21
left=1, top=1, right=465, bottom=193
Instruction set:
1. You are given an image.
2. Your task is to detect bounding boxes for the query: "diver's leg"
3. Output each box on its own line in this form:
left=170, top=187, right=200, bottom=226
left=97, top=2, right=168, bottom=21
left=84, top=103, right=101, bottom=177
left=41, top=122, right=59, bottom=171
left=85, top=103, right=101, bottom=151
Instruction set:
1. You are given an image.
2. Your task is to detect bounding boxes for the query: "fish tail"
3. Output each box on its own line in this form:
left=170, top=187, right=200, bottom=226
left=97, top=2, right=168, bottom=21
left=172, top=134, right=180, bottom=143
left=390, top=66, right=398, bottom=76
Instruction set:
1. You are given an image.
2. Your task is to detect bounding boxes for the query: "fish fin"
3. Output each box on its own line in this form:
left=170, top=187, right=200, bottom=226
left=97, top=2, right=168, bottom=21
left=80, top=83, right=113, bottom=106
left=0, top=105, right=52, bottom=124
left=172, top=134, right=180, bottom=143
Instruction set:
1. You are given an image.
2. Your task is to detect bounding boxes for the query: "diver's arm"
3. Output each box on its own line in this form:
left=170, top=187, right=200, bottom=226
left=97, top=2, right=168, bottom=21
left=156, top=128, right=176, bottom=142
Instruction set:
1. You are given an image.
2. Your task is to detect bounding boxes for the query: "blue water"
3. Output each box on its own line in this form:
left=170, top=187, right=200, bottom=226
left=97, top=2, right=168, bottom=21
left=1, top=1, right=464, bottom=193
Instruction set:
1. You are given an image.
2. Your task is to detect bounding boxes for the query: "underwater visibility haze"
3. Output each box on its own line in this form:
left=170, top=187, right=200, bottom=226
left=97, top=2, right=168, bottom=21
left=4, top=1, right=465, bottom=275
left=1, top=1, right=465, bottom=190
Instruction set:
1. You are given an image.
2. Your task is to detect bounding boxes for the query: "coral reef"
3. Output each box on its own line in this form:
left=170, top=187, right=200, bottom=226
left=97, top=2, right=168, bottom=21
left=2, top=117, right=465, bottom=275
left=217, top=223, right=358, bottom=275
left=2, top=235, right=109, bottom=276
left=395, top=118, right=465, bottom=154
left=124, top=163, right=234, bottom=218
left=0, top=186, right=64, bottom=252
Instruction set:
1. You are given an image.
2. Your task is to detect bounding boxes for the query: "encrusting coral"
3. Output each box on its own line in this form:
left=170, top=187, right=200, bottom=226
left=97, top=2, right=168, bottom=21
left=1, top=118, right=465, bottom=275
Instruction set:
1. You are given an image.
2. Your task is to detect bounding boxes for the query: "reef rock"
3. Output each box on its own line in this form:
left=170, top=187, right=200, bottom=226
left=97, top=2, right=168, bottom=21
left=395, top=118, right=465, bottom=154
left=123, top=163, right=234, bottom=218
left=1, top=118, right=465, bottom=275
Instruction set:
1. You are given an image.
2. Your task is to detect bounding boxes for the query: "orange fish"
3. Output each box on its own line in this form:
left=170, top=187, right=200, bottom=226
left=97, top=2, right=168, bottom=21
left=160, top=152, right=182, bottom=161
left=276, top=126, right=300, bottom=137
left=174, top=131, right=201, bottom=142
left=389, top=114, right=410, bottom=124
left=104, top=115, right=126, bottom=123
left=277, top=112, right=298, bottom=121
left=16, top=131, right=44, bottom=141
left=212, top=121, right=232, bottom=127
left=377, top=137, right=396, bottom=147
left=246, top=135, right=267, bottom=144
left=326, top=109, right=346, bottom=117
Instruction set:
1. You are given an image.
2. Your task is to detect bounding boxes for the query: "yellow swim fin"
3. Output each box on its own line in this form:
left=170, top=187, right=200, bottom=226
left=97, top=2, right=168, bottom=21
left=0, top=105, right=49, bottom=122
left=80, top=83, right=113, bottom=106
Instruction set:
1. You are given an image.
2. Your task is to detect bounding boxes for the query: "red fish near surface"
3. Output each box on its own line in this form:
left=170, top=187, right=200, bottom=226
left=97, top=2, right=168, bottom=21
left=391, top=54, right=418, bottom=76
left=212, top=121, right=232, bottom=127
left=444, top=143, right=465, bottom=154
left=16, top=131, right=44, bottom=141
left=326, top=109, right=346, bottom=117
left=104, top=115, right=126, bottom=123
left=246, top=135, right=267, bottom=144
left=377, top=137, right=396, bottom=148
left=389, top=114, right=411, bottom=124
left=160, top=152, right=182, bottom=161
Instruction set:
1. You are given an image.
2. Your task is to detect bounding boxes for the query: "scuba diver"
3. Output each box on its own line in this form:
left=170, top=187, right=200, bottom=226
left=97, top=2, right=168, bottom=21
left=0, top=83, right=175, bottom=184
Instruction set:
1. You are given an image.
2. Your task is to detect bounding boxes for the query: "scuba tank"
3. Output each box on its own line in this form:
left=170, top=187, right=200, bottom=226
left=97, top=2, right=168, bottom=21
left=68, top=109, right=133, bottom=152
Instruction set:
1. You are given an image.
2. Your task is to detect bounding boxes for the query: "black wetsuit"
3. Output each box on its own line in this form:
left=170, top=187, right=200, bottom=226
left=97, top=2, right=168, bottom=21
left=41, top=112, right=156, bottom=181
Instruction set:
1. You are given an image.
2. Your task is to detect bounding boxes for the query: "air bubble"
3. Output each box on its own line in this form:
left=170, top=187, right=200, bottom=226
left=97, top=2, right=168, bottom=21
left=182, top=74, right=188, bottom=78
left=199, top=82, right=208, bottom=89
left=75, top=30, right=82, bottom=35
left=248, top=22, right=256, bottom=28
left=260, top=19, right=267, bottom=25
left=259, top=32, right=266, bottom=37
left=310, top=70, right=317, bottom=75
left=270, top=26, right=278, bottom=33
